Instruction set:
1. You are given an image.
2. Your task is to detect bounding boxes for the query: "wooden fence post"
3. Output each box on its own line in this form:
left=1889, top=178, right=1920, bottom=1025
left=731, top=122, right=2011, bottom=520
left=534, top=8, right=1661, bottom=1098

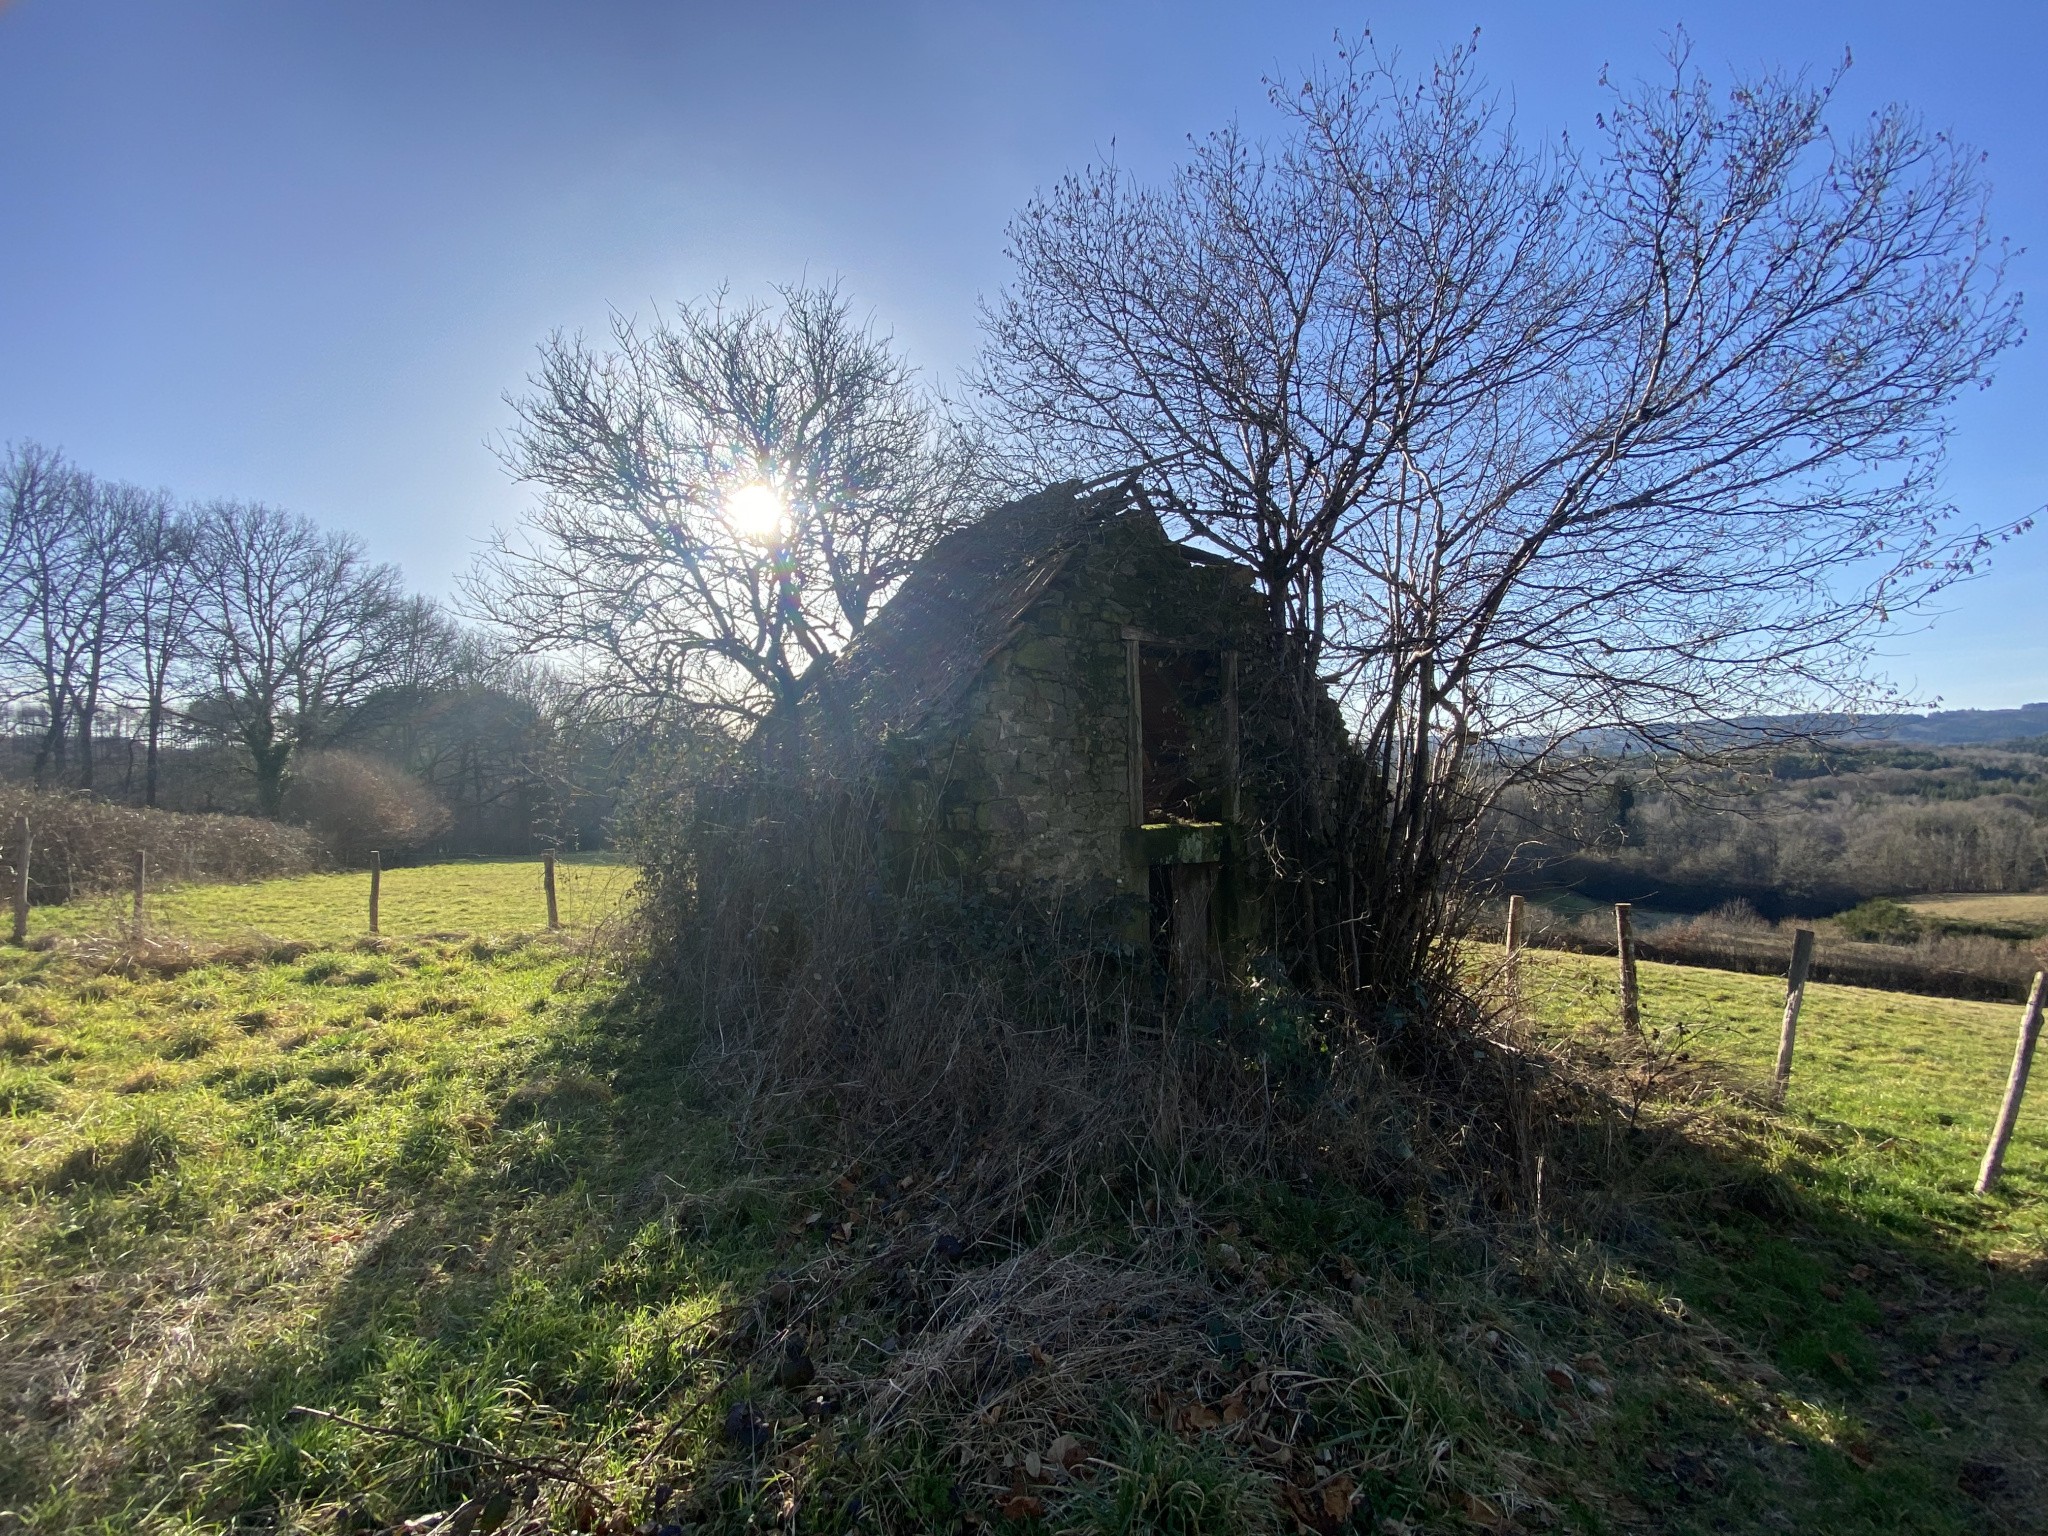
left=10, top=814, right=28, bottom=946
left=1504, top=893, right=1525, bottom=994
left=132, top=850, right=147, bottom=939
left=543, top=850, right=559, bottom=930
left=368, top=850, right=381, bottom=936
left=1772, top=927, right=1817, bottom=1104
left=1615, top=902, right=1640, bottom=1032
left=1976, top=970, right=2047, bottom=1195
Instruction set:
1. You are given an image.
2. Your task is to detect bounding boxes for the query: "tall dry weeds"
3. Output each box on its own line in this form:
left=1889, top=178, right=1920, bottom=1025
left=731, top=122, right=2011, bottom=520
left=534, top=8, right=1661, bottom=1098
left=645, top=777, right=1442, bottom=1233
left=623, top=776, right=1657, bottom=1528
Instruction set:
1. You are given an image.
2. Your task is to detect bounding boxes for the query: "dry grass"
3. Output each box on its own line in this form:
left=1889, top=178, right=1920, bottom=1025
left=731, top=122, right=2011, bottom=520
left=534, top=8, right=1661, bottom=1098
left=667, top=782, right=1423, bottom=1230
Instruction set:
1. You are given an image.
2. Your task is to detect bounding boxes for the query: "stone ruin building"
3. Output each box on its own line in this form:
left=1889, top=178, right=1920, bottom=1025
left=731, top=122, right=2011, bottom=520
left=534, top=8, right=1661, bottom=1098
left=760, top=477, right=1322, bottom=987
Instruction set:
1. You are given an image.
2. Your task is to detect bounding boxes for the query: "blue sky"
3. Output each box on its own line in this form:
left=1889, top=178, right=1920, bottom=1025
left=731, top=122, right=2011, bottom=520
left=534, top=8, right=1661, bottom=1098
left=1, top=1, right=2042, bottom=708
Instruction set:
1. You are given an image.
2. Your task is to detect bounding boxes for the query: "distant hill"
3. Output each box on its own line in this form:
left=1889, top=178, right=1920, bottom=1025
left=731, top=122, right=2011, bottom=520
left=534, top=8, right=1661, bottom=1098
left=1855, top=703, right=2048, bottom=745
left=1510, top=703, right=2048, bottom=758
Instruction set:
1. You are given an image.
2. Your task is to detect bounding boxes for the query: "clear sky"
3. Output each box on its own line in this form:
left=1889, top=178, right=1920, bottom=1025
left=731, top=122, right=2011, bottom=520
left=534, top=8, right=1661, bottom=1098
left=1, top=1, right=2042, bottom=708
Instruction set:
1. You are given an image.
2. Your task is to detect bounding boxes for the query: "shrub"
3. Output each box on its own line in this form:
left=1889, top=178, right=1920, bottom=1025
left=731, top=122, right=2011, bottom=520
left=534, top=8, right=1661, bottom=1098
left=1833, top=896, right=1924, bottom=944
left=0, top=787, right=318, bottom=904
left=280, top=752, right=451, bottom=867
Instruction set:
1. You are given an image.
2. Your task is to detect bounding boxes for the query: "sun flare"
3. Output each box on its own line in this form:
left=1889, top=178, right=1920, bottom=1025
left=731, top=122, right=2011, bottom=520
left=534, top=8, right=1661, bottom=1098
left=724, top=482, right=788, bottom=545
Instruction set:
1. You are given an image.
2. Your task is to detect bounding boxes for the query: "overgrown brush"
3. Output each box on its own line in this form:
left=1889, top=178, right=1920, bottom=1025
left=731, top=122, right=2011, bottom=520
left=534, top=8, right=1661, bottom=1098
left=648, top=777, right=1418, bottom=1220
left=631, top=776, right=1666, bottom=1529
left=280, top=750, right=452, bottom=866
left=0, top=786, right=318, bottom=904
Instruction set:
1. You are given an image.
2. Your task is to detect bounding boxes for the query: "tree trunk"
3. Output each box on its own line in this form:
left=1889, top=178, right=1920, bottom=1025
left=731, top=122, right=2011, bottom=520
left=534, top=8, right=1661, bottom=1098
left=250, top=740, right=292, bottom=818
left=35, top=706, right=67, bottom=788
left=144, top=702, right=163, bottom=808
left=77, top=703, right=94, bottom=792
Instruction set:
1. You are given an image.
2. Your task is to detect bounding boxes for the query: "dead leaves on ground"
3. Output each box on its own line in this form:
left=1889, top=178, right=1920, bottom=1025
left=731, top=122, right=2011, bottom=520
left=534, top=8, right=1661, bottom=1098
left=1144, top=1370, right=1372, bottom=1533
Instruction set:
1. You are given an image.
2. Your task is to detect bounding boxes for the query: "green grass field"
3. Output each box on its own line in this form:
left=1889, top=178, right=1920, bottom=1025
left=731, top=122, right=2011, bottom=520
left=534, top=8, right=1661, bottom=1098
left=1, top=865, right=2043, bottom=1533
left=1517, top=948, right=2048, bottom=1254
left=28, top=855, right=636, bottom=945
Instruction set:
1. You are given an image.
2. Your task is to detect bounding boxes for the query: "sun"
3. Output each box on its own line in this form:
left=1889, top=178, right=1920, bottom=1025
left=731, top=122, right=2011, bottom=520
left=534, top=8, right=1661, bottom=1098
left=724, top=482, right=788, bottom=545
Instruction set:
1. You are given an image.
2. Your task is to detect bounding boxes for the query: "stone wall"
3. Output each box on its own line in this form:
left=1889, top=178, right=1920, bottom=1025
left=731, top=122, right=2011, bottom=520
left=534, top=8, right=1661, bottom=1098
left=877, top=512, right=1289, bottom=937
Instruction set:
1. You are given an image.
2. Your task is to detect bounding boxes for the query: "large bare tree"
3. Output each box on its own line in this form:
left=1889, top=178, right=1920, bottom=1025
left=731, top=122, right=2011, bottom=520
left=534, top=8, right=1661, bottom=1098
left=0, top=444, right=81, bottom=778
left=0, top=453, right=152, bottom=790
left=980, top=37, right=2027, bottom=1005
left=119, top=495, right=204, bottom=806
left=472, top=281, right=986, bottom=728
left=188, top=501, right=405, bottom=815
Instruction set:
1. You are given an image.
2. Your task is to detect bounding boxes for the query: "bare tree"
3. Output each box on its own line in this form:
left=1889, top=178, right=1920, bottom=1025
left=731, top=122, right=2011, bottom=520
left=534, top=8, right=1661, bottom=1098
left=188, top=501, right=405, bottom=816
left=0, top=443, right=54, bottom=659
left=0, top=444, right=78, bottom=768
left=0, top=456, right=150, bottom=789
left=981, top=36, right=2026, bottom=1005
left=120, top=495, right=203, bottom=806
left=472, top=281, right=986, bottom=728
left=66, top=481, right=157, bottom=793
left=350, top=593, right=463, bottom=770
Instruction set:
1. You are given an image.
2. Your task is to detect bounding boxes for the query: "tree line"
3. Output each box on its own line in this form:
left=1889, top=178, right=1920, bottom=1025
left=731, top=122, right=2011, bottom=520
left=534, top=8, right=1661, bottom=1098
left=0, top=442, right=619, bottom=854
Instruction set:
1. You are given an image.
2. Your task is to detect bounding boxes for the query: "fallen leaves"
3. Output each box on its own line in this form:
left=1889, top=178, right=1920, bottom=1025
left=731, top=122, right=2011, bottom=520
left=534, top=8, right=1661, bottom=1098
left=1454, top=1488, right=1507, bottom=1529
left=1274, top=1471, right=1362, bottom=1535
left=1046, top=1432, right=1090, bottom=1471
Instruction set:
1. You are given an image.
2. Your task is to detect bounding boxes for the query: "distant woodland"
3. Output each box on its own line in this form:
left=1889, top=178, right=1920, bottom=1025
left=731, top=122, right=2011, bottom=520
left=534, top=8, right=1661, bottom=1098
left=0, top=441, right=631, bottom=861
left=1494, top=740, right=2048, bottom=916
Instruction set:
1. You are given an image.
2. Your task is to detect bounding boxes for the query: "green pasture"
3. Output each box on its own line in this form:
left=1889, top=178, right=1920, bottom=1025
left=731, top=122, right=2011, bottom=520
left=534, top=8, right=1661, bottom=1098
left=24, top=855, right=636, bottom=945
left=1516, top=948, right=2048, bottom=1256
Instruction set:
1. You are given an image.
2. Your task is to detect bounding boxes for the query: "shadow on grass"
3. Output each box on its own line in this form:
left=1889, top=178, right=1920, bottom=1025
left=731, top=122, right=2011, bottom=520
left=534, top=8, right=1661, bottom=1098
left=187, top=981, right=787, bottom=1531
left=1538, top=1089, right=2048, bottom=1536
left=158, top=986, right=2048, bottom=1536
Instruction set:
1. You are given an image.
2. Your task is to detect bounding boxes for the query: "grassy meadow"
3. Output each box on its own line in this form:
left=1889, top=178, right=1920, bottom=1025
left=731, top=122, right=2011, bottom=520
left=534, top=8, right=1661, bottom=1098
left=28, top=856, right=635, bottom=945
left=1905, top=892, right=2048, bottom=942
left=0, top=863, right=2043, bottom=1533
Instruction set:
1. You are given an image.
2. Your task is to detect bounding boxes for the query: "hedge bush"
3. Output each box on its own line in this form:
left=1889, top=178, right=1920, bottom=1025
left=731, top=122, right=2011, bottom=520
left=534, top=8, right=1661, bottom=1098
left=0, top=788, right=319, bottom=904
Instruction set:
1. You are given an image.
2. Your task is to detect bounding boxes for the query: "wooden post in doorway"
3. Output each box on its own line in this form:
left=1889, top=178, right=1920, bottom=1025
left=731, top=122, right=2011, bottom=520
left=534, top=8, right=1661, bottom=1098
left=1504, top=892, right=1525, bottom=972
left=543, top=850, right=560, bottom=930
left=1772, top=927, right=1817, bottom=1104
left=1221, top=649, right=1240, bottom=824
left=1615, top=903, right=1640, bottom=1032
left=368, top=850, right=381, bottom=936
left=1168, top=863, right=1222, bottom=1000
left=1124, top=632, right=1145, bottom=829
left=1977, top=971, right=2048, bottom=1195
left=9, top=814, right=28, bottom=946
